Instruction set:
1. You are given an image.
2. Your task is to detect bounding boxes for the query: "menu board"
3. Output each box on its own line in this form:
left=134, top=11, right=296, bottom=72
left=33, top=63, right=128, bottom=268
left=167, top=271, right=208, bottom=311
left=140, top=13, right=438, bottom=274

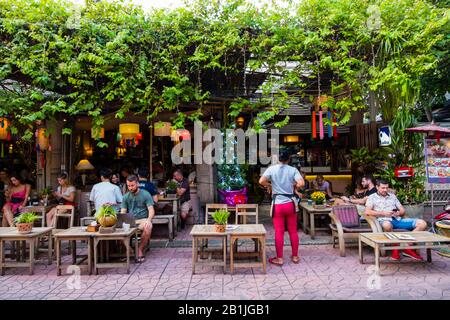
left=425, top=138, right=450, bottom=183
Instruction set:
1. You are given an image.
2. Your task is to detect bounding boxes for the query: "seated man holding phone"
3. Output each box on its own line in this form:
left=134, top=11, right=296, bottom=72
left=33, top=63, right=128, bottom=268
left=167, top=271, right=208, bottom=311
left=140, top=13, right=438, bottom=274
left=364, top=179, right=428, bottom=261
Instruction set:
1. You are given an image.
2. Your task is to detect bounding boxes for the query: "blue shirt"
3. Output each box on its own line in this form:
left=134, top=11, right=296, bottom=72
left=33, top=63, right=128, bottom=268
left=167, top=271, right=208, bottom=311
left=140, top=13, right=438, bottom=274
left=262, top=164, right=303, bottom=204
left=139, top=181, right=158, bottom=196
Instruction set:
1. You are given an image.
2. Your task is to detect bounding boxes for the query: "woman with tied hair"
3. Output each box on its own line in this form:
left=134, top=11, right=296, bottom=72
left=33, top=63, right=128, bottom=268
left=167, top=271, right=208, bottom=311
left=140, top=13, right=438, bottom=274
left=46, top=172, right=76, bottom=227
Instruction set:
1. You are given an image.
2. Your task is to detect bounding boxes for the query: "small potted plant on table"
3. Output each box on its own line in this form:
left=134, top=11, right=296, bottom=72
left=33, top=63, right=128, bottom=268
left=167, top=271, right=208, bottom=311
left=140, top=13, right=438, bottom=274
left=95, top=205, right=118, bottom=232
left=311, top=191, right=326, bottom=209
left=166, top=180, right=178, bottom=195
left=14, top=212, right=39, bottom=234
left=211, top=209, right=230, bottom=232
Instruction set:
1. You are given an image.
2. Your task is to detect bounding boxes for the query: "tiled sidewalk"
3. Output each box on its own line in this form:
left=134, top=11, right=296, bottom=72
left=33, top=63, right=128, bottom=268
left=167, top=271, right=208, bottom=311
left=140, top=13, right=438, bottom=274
left=0, top=238, right=449, bottom=300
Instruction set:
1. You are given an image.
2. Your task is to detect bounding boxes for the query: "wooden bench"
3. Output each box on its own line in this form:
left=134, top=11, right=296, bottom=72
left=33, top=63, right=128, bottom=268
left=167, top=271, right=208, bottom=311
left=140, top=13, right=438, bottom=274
left=152, top=214, right=175, bottom=241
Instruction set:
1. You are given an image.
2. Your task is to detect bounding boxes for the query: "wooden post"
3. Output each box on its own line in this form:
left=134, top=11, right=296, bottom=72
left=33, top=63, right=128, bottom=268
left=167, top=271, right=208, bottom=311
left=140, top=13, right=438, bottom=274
left=150, top=123, right=153, bottom=181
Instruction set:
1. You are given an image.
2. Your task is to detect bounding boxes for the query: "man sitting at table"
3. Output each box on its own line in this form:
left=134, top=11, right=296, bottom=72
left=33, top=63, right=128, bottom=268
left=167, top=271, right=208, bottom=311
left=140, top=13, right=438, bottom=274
left=89, top=168, right=123, bottom=212
left=173, top=169, right=191, bottom=229
left=364, top=179, right=428, bottom=261
left=120, top=174, right=155, bottom=263
left=334, top=175, right=376, bottom=213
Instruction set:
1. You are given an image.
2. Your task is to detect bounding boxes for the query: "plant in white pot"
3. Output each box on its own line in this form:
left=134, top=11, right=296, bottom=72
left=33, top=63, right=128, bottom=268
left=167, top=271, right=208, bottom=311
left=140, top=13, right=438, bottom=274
left=14, top=212, right=39, bottom=234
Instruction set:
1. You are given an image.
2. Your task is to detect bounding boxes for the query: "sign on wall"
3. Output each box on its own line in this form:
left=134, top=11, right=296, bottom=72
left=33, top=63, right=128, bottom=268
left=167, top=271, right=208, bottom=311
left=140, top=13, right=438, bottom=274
left=378, top=126, right=392, bottom=146
left=425, top=138, right=450, bottom=184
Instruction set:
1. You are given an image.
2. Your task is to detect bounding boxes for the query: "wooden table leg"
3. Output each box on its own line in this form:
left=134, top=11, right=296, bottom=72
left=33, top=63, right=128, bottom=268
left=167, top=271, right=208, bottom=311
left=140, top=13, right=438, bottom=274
left=93, top=238, right=99, bottom=275
left=0, top=239, right=4, bottom=276
left=192, top=237, right=197, bottom=274
left=22, top=240, right=26, bottom=262
left=72, top=240, right=77, bottom=265
left=223, top=237, right=227, bottom=274
left=47, top=233, right=53, bottom=265
left=56, top=239, right=61, bottom=276
left=427, top=248, right=432, bottom=263
left=123, top=238, right=130, bottom=274
left=302, top=209, right=308, bottom=233
left=262, top=237, right=266, bottom=274
left=29, top=239, right=35, bottom=275
left=374, top=244, right=380, bottom=275
left=359, top=237, right=364, bottom=264
left=310, top=213, right=315, bottom=240
left=87, top=238, right=92, bottom=275
left=168, top=218, right=173, bottom=241
left=134, top=233, right=138, bottom=262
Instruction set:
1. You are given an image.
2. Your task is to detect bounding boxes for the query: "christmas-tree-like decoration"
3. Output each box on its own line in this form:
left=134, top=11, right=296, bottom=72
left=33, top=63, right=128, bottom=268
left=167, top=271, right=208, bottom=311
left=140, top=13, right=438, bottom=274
left=217, top=129, right=247, bottom=191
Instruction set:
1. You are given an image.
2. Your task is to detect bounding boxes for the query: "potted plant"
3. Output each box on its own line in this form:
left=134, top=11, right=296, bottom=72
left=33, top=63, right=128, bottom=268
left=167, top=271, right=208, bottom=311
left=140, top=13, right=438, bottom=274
left=211, top=209, right=230, bottom=232
left=311, top=191, right=326, bottom=209
left=40, top=186, right=52, bottom=205
left=14, top=212, right=39, bottom=234
left=166, top=180, right=178, bottom=194
left=95, top=205, right=118, bottom=227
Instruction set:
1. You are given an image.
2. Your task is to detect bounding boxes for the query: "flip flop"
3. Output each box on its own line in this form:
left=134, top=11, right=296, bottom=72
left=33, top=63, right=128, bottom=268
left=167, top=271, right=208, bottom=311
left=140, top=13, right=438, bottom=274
left=268, top=257, right=283, bottom=266
left=291, top=256, right=300, bottom=264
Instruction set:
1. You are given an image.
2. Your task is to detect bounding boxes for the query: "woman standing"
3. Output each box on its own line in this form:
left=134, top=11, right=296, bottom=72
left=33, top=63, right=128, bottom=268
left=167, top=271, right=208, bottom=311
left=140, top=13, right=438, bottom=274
left=1, top=174, right=31, bottom=226
left=111, top=173, right=124, bottom=194
left=46, top=172, right=76, bottom=227
left=259, top=151, right=305, bottom=266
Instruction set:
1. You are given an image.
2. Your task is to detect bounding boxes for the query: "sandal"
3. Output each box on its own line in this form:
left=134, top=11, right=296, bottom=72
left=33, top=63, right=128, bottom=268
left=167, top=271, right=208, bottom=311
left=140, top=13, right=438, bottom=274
left=268, top=257, right=283, bottom=266
left=291, top=256, right=300, bottom=264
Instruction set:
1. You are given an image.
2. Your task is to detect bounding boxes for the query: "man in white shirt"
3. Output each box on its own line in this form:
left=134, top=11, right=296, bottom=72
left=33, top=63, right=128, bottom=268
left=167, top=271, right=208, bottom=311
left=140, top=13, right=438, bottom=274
left=90, top=168, right=123, bottom=212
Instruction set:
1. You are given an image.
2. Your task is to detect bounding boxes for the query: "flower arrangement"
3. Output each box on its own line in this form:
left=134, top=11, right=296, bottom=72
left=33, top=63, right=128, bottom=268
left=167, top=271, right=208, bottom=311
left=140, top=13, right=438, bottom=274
left=310, top=191, right=326, bottom=205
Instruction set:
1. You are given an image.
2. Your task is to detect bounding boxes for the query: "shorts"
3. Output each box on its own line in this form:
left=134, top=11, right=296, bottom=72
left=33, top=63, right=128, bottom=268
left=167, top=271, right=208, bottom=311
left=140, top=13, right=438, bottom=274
left=180, top=200, right=192, bottom=214
left=378, top=218, right=417, bottom=230
left=135, top=218, right=151, bottom=231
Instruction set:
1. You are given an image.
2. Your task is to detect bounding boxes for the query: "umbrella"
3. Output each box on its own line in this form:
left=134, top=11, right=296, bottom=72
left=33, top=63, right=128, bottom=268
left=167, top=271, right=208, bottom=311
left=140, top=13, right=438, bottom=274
left=405, top=121, right=450, bottom=135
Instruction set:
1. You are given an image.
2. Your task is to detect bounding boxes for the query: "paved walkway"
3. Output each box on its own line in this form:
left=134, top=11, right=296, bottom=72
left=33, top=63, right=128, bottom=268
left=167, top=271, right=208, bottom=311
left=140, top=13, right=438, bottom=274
left=0, top=237, right=449, bottom=300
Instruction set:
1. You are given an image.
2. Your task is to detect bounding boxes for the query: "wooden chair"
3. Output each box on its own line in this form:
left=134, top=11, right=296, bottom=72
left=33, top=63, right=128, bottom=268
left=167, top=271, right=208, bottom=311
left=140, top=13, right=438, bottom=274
left=329, top=205, right=372, bottom=257
left=19, top=206, right=46, bottom=227
left=235, top=204, right=259, bottom=253
left=80, top=200, right=96, bottom=226
left=235, top=204, right=258, bottom=224
left=52, top=205, right=75, bottom=232
left=205, top=204, right=228, bottom=225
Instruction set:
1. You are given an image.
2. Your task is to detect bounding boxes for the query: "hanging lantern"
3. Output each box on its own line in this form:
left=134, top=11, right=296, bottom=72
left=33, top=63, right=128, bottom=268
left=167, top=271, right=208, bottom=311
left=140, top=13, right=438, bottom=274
left=154, top=122, right=171, bottom=137
left=119, top=123, right=139, bottom=140
left=37, top=128, right=49, bottom=151
left=171, top=129, right=190, bottom=142
left=236, top=116, right=245, bottom=127
left=91, top=127, right=105, bottom=139
left=283, top=135, right=299, bottom=143
left=0, top=118, right=9, bottom=140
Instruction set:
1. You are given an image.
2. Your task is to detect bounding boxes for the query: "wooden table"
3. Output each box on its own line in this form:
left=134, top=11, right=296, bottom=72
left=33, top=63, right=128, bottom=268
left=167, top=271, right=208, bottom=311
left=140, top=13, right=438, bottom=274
left=0, top=227, right=53, bottom=275
left=54, top=227, right=93, bottom=276
left=157, top=195, right=180, bottom=233
left=359, top=231, right=450, bottom=275
left=93, top=228, right=138, bottom=275
left=190, top=225, right=227, bottom=274
left=229, top=224, right=266, bottom=274
left=299, top=202, right=332, bottom=239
